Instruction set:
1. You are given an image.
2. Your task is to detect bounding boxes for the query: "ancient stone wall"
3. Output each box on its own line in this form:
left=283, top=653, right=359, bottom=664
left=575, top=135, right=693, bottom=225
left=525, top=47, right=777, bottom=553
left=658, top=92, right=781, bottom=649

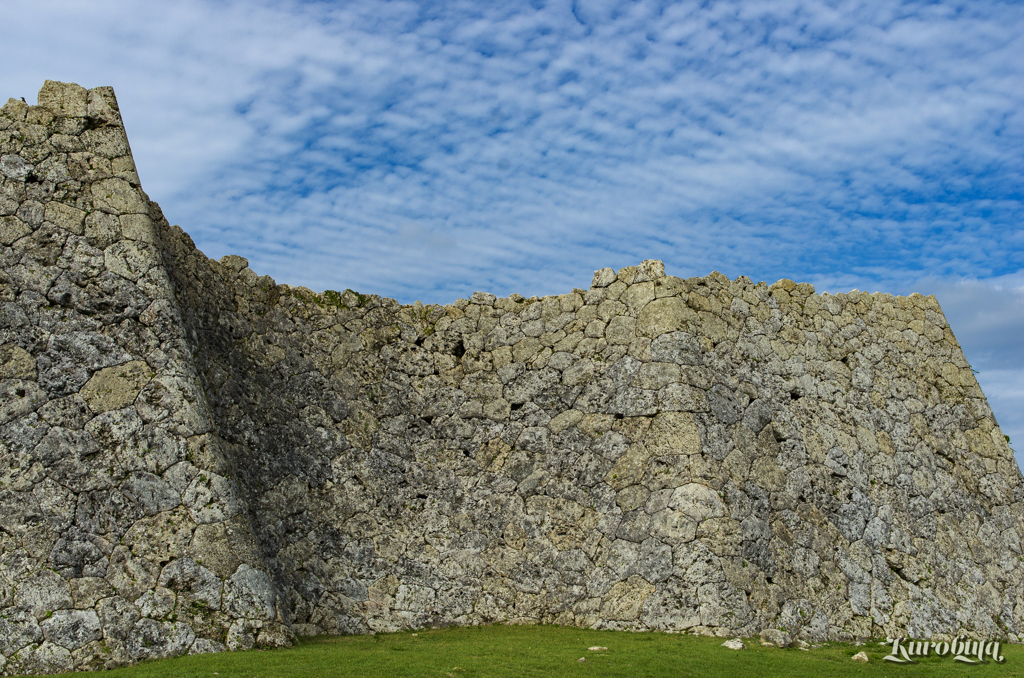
left=2, top=81, right=1022, bottom=674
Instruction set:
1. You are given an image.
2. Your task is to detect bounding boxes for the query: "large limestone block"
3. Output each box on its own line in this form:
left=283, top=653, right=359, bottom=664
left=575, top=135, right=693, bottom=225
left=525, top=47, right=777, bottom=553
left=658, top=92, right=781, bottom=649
left=14, top=569, right=73, bottom=620
left=79, top=360, right=152, bottom=413
left=669, top=483, right=726, bottom=522
left=92, top=177, right=148, bottom=214
left=43, top=202, right=86, bottom=235
left=0, top=609, right=43, bottom=656
left=638, top=297, right=698, bottom=337
left=5, top=641, right=74, bottom=675
left=0, top=344, right=35, bottom=380
left=126, top=619, right=196, bottom=660
left=600, top=575, right=656, bottom=621
left=37, top=80, right=88, bottom=117
left=0, top=215, right=32, bottom=245
left=39, top=609, right=102, bottom=650
left=0, top=379, right=47, bottom=424
left=645, top=411, right=702, bottom=456
left=104, top=240, right=160, bottom=281
left=223, top=565, right=278, bottom=620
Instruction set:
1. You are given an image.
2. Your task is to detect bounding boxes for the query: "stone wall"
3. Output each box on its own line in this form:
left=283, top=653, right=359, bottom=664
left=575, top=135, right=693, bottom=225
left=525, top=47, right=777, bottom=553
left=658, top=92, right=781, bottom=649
left=2, top=81, right=1022, bottom=674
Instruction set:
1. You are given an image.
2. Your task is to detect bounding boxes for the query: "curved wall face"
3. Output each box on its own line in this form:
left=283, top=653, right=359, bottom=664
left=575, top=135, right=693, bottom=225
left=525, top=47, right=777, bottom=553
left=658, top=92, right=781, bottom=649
left=1, top=81, right=1023, bottom=673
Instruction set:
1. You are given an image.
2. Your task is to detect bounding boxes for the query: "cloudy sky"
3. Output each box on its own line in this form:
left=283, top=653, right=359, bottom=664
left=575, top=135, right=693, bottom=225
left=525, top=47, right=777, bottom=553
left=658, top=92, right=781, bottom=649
left=6, top=0, right=1023, bottom=467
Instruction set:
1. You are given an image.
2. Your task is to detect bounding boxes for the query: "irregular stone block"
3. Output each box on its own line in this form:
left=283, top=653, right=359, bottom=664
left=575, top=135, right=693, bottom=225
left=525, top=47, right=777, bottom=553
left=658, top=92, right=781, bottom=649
left=37, top=80, right=88, bottom=117
left=40, top=609, right=102, bottom=650
left=79, top=360, right=152, bottom=413
left=92, top=178, right=148, bottom=215
left=0, top=344, right=35, bottom=380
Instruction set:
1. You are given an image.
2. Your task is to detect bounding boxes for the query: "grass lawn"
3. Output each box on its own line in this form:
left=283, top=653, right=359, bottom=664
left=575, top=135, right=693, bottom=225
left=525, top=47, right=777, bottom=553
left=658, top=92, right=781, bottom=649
left=40, top=625, right=1021, bottom=678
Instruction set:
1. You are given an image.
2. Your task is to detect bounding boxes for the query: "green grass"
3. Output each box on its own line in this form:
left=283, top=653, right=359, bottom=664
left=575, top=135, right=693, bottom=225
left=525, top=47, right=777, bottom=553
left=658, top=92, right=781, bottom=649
left=40, top=626, right=1023, bottom=678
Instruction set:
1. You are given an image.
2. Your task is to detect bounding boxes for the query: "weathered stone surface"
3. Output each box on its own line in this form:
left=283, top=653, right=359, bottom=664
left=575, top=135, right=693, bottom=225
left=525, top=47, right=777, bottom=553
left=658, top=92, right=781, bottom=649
left=37, top=80, right=88, bottom=118
left=40, top=609, right=102, bottom=650
left=2, top=79, right=1022, bottom=675
left=79, top=360, right=152, bottom=413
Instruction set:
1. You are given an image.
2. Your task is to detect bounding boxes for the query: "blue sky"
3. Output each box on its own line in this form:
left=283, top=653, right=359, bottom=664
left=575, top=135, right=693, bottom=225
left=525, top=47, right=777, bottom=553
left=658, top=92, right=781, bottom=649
left=5, top=0, right=1023, bottom=467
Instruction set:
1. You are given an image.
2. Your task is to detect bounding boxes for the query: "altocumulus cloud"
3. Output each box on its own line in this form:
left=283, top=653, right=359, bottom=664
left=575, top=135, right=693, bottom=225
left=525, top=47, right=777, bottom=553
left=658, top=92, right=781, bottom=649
left=5, top=0, right=1023, bottom=465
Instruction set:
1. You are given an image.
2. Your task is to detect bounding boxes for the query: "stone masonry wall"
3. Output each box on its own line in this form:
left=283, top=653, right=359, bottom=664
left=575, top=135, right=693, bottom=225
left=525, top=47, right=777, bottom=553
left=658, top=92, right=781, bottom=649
left=2, top=81, right=1023, bottom=674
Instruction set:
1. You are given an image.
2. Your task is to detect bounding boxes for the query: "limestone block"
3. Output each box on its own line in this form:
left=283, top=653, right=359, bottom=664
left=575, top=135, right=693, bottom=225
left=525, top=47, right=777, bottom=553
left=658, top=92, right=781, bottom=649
left=0, top=344, right=35, bottom=380
left=592, top=267, right=616, bottom=288
left=83, top=210, right=120, bottom=249
left=634, top=260, right=665, bottom=283
left=0, top=154, right=33, bottom=180
left=92, top=177, right=147, bottom=215
left=638, top=298, right=698, bottom=338
left=105, top=547, right=161, bottom=603
left=86, top=88, right=121, bottom=126
left=651, top=509, right=697, bottom=543
left=632, top=362, right=677, bottom=391
left=79, top=360, right=152, bottom=413
left=37, top=80, right=88, bottom=117
left=759, top=628, right=791, bottom=648
left=136, top=587, right=176, bottom=619
left=549, top=409, right=583, bottom=434
left=620, top=282, right=655, bottom=313
left=600, top=575, right=655, bottom=621
left=669, top=484, right=726, bottom=522
left=190, top=638, right=227, bottom=655
left=38, top=331, right=131, bottom=397
left=14, top=569, right=73, bottom=620
left=82, top=127, right=131, bottom=160
left=69, top=578, right=114, bottom=610
left=159, top=558, right=223, bottom=611
left=126, top=618, right=196, bottom=659
left=605, top=316, right=636, bottom=345
left=121, top=471, right=182, bottom=516
left=0, top=215, right=32, bottom=245
left=5, top=641, right=74, bottom=675
left=257, top=622, right=296, bottom=648
left=182, top=472, right=242, bottom=524
left=606, top=443, right=650, bottom=491
left=395, top=584, right=435, bottom=613
left=0, top=97, right=29, bottom=120
left=223, top=565, right=277, bottom=620
left=188, top=517, right=263, bottom=579
left=105, top=240, right=159, bottom=281
left=645, top=412, right=702, bottom=457
left=120, top=214, right=157, bottom=243
left=40, top=609, right=102, bottom=650
left=0, top=608, right=43, bottom=656
left=136, top=375, right=213, bottom=438
left=43, top=202, right=86, bottom=235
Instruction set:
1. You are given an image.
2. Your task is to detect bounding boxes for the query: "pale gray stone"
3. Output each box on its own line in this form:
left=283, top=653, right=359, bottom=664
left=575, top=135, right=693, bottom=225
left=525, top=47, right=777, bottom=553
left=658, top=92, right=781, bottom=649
left=14, top=569, right=73, bottom=620
left=223, top=565, right=277, bottom=620
left=591, top=267, right=616, bottom=288
left=126, top=619, right=196, bottom=659
left=40, top=609, right=102, bottom=650
left=0, top=155, right=33, bottom=181
left=760, top=628, right=791, bottom=648
left=0, top=608, right=43, bottom=655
